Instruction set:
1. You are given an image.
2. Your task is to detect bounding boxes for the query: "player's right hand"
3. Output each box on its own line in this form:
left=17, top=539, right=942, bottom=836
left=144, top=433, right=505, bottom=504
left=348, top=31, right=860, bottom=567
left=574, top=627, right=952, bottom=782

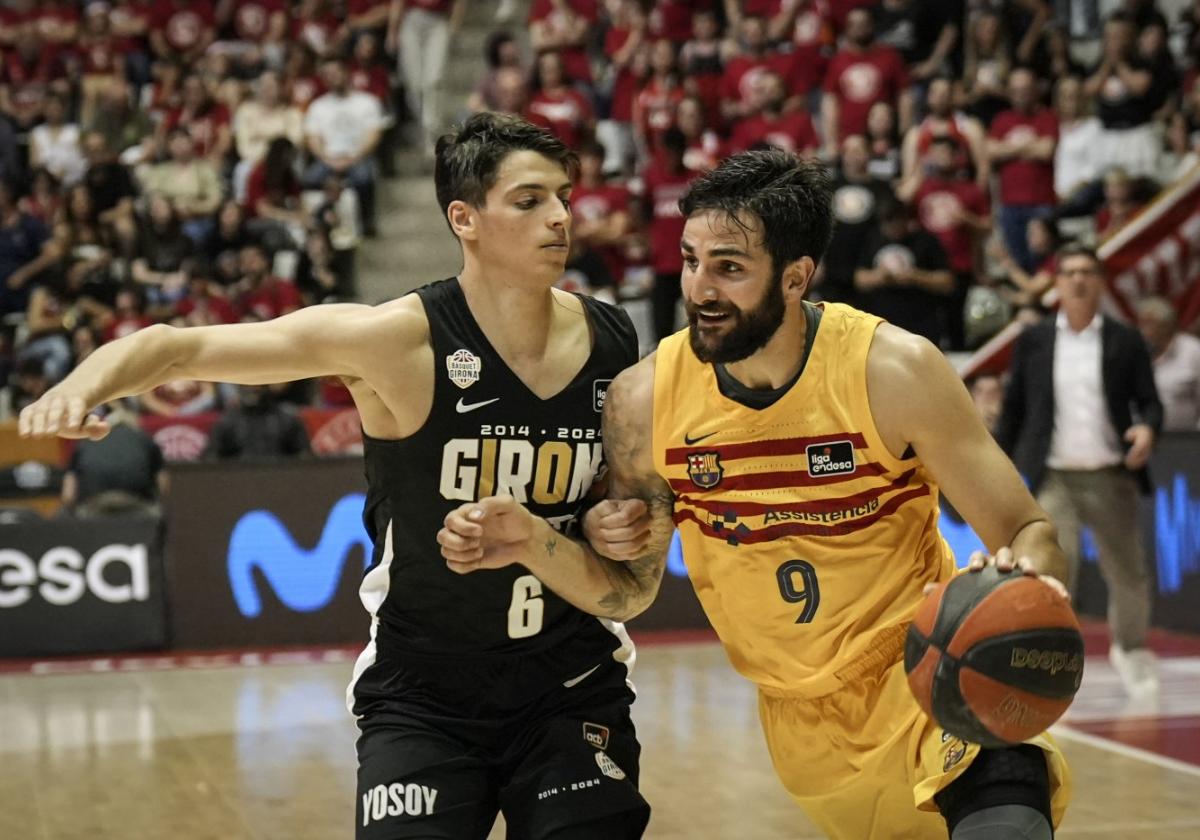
left=18, top=391, right=110, bottom=440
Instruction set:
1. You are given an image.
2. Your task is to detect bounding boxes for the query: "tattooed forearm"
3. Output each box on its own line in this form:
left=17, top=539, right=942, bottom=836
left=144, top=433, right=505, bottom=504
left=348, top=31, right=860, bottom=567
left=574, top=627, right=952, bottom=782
left=587, top=357, right=674, bottom=621
left=595, top=487, right=674, bottom=619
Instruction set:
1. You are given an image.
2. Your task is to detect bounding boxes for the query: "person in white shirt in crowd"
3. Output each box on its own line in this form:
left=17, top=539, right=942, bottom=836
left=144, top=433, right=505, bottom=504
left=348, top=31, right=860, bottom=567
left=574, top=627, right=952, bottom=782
left=30, top=93, right=86, bottom=188
left=302, top=57, right=384, bottom=237
left=387, top=0, right=466, bottom=156
left=1138, top=296, right=1200, bottom=431
left=1053, top=75, right=1104, bottom=206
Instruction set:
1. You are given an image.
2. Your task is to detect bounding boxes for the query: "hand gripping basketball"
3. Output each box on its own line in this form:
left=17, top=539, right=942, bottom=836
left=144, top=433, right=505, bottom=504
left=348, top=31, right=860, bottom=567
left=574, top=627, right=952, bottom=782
left=904, top=553, right=1083, bottom=748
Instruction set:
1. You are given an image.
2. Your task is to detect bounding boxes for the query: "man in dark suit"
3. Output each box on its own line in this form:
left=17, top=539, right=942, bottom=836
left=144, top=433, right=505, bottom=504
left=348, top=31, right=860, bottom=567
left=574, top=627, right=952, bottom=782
left=996, top=243, right=1163, bottom=700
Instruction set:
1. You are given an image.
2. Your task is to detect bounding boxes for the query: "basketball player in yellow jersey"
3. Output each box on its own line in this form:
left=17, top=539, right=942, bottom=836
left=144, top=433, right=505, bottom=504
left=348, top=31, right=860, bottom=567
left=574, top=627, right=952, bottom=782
left=635, top=150, right=1074, bottom=839
left=438, top=150, right=1073, bottom=838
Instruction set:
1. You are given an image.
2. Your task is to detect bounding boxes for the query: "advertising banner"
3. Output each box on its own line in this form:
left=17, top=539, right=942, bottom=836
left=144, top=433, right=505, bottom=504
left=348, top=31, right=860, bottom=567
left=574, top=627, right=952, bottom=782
left=0, top=515, right=166, bottom=656
left=165, top=457, right=372, bottom=648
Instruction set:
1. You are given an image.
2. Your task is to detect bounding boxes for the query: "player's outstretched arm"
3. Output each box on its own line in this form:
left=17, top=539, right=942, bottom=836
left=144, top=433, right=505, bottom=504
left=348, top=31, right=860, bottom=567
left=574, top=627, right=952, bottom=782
left=866, top=326, right=1068, bottom=588
left=436, top=356, right=675, bottom=622
left=18, top=303, right=410, bottom=439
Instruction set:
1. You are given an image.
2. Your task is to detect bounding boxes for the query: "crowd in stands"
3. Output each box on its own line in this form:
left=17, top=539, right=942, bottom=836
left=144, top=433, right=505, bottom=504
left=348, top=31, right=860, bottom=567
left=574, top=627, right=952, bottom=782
left=467, top=0, right=1200, bottom=358
left=0, top=0, right=405, bottom=420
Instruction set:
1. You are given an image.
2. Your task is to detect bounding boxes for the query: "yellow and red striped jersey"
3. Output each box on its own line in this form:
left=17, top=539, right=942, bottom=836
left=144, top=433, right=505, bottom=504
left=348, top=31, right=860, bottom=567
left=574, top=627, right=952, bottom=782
left=652, top=303, right=957, bottom=697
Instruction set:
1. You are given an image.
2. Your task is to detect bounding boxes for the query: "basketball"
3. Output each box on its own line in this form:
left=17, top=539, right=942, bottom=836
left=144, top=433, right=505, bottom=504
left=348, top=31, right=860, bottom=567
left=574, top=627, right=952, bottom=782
left=904, top=566, right=1084, bottom=748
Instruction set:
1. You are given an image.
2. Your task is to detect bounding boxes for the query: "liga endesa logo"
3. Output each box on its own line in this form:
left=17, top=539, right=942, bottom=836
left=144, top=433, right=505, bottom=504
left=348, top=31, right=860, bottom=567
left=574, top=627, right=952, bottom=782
left=226, top=494, right=373, bottom=617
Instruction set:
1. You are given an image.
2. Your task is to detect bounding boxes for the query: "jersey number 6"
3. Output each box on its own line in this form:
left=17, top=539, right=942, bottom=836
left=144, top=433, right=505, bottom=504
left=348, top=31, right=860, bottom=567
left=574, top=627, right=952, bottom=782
left=776, top=559, right=820, bottom=623
left=508, top=574, right=545, bottom=638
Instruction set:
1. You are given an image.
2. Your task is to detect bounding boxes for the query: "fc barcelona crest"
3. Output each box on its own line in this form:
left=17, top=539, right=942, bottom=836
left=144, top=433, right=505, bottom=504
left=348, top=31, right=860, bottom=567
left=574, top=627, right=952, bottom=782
left=687, top=452, right=723, bottom=489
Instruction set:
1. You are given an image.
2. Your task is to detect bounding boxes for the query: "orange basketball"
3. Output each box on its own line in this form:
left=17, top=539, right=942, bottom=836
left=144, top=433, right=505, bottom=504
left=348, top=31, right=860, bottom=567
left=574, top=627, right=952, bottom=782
left=904, top=566, right=1084, bottom=748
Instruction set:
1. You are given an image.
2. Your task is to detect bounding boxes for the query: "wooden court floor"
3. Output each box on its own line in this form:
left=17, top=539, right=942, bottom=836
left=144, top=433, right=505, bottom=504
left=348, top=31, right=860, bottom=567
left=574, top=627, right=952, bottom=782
left=1, top=640, right=1199, bottom=839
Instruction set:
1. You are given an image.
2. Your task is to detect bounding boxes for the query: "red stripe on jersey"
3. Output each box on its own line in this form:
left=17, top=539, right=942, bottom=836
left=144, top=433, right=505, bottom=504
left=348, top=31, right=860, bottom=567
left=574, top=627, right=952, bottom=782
left=674, top=484, right=931, bottom=541
left=667, top=461, right=887, bottom=493
left=676, top=468, right=917, bottom=516
left=664, top=432, right=868, bottom=465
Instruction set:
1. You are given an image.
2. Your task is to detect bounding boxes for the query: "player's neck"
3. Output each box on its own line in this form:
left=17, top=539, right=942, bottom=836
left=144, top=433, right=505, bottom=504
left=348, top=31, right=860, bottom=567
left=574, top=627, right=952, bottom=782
left=457, top=269, right=558, bottom=361
left=722, top=304, right=809, bottom=390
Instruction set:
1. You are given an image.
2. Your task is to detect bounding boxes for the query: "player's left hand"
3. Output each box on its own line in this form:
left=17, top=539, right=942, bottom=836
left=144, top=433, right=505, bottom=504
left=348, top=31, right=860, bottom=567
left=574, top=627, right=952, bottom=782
left=437, top=495, right=535, bottom=574
left=923, top=547, right=1070, bottom=601
left=582, top=499, right=650, bottom=561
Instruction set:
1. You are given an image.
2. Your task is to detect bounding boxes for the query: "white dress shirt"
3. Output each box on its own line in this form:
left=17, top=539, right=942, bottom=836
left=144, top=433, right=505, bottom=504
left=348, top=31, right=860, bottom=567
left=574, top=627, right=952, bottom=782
left=1154, top=332, right=1200, bottom=431
left=1047, top=312, right=1125, bottom=470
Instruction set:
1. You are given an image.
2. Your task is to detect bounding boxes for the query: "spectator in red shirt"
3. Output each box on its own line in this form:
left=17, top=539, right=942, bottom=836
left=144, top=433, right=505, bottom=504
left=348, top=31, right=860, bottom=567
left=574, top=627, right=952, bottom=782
left=634, top=38, right=685, bottom=155
left=233, top=241, right=301, bottom=321
left=640, top=127, right=693, bottom=339
left=719, top=14, right=803, bottom=124
left=678, top=7, right=723, bottom=126
left=821, top=7, right=913, bottom=155
left=346, top=0, right=391, bottom=40
left=283, top=42, right=325, bottom=111
left=175, top=257, right=238, bottom=326
left=571, top=141, right=633, bottom=293
left=649, top=0, right=704, bottom=43
left=526, top=51, right=595, bottom=151
left=349, top=31, right=391, bottom=104
left=33, top=0, right=80, bottom=51
left=162, top=74, right=233, bottom=166
left=529, top=0, right=598, bottom=85
left=103, top=286, right=155, bottom=343
left=987, top=67, right=1059, bottom=274
left=764, top=0, right=836, bottom=98
left=676, top=95, right=723, bottom=174
left=0, top=30, right=67, bottom=132
left=900, top=76, right=987, bottom=191
left=899, top=136, right=990, bottom=350
left=728, top=70, right=819, bottom=156
left=292, top=0, right=340, bottom=58
left=213, top=0, right=289, bottom=71
left=149, top=0, right=217, bottom=66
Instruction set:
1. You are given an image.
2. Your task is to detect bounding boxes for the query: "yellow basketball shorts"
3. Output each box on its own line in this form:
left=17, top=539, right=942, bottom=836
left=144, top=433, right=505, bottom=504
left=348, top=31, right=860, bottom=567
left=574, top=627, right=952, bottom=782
left=757, top=656, right=1071, bottom=839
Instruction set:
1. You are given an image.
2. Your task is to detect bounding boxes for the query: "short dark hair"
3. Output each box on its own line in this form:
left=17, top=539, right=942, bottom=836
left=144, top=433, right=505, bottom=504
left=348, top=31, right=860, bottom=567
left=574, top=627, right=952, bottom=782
left=434, top=112, right=578, bottom=220
left=1056, top=242, right=1103, bottom=270
left=679, top=150, right=834, bottom=276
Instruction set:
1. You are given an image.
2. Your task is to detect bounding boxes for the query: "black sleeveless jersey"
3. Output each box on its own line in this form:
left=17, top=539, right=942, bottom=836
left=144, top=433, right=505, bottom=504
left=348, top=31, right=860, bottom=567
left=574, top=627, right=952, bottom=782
left=349, top=278, right=639, bottom=713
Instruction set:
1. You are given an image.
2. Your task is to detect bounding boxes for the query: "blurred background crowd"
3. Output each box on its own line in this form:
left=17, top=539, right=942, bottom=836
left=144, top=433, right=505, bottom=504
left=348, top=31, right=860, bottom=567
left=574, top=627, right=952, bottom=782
left=2, top=0, right=1200, bottom=474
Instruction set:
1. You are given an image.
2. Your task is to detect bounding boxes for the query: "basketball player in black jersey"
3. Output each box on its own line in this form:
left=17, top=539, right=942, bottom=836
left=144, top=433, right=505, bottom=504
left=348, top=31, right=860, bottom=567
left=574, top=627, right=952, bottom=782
left=18, top=113, right=658, bottom=839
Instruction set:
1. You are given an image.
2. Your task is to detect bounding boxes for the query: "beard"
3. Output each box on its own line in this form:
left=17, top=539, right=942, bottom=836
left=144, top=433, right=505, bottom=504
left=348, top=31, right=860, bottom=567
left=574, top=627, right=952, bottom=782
left=687, top=276, right=786, bottom=364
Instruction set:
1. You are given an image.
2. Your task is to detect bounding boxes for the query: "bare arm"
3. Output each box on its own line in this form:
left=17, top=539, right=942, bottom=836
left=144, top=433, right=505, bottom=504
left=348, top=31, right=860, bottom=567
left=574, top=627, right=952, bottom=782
left=18, top=303, right=412, bottom=437
left=868, top=326, right=1067, bottom=581
left=521, top=359, right=674, bottom=621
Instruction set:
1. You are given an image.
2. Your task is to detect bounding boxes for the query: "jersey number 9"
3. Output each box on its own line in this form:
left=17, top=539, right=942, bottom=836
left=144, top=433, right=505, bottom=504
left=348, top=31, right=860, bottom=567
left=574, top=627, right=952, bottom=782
left=776, top=559, right=820, bottom=623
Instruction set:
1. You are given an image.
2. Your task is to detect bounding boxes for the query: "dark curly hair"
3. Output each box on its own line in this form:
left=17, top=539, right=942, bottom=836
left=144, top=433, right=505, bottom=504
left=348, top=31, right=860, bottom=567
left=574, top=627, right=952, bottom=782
left=679, top=150, right=834, bottom=281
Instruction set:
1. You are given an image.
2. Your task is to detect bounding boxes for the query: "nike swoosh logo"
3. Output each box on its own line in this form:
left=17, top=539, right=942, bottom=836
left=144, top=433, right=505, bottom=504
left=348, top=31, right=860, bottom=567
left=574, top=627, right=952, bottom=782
left=455, top=397, right=500, bottom=414
left=684, top=431, right=718, bottom=445
left=563, top=664, right=601, bottom=688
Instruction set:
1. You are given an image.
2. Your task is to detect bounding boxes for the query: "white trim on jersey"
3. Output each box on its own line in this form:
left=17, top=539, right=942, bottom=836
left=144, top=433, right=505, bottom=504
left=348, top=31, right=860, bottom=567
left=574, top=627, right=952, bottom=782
left=346, top=519, right=395, bottom=717
left=599, top=617, right=637, bottom=696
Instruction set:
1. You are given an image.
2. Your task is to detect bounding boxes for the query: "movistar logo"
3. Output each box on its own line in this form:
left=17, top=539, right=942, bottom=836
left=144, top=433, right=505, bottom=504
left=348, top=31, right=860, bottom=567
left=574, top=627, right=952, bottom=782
left=1155, top=474, right=1200, bottom=595
left=227, top=494, right=372, bottom=618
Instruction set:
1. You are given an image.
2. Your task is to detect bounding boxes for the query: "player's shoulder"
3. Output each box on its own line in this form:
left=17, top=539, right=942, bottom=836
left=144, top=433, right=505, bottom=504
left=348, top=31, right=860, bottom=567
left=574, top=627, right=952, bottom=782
left=867, top=323, right=947, bottom=387
left=340, top=294, right=432, bottom=355
left=609, top=351, right=656, bottom=409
